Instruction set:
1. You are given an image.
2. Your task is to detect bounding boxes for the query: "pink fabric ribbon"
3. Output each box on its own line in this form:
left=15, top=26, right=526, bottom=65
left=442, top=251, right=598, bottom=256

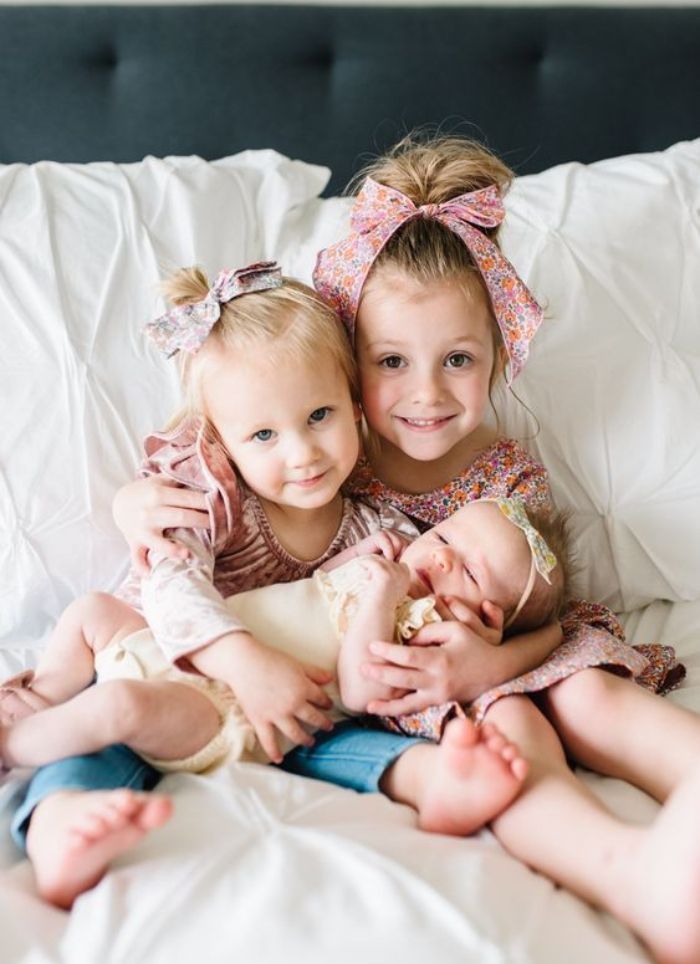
left=144, top=261, right=283, bottom=357
left=313, top=178, right=543, bottom=382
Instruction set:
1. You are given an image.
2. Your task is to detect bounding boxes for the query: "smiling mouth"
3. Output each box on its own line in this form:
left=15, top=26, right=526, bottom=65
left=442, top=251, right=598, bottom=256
left=397, top=416, right=455, bottom=431
left=292, top=471, right=327, bottom=488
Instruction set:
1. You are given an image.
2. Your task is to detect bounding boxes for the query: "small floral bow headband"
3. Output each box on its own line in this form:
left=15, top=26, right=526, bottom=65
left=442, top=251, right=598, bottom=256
left=144, top=261, right=284, bottom=358
left=313, top=178, right=543, bottom=382
left=484, top=497, right=558, bottom=629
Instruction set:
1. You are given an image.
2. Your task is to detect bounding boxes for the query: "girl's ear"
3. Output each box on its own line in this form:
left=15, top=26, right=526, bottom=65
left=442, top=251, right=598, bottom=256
left=495, top=345, right=508, bottom=378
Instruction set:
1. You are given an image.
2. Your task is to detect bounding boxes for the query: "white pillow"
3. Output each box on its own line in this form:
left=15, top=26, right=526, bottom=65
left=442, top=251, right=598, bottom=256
left=2, top=142, right=699, bottom=655
left=0, top=151, right=330, bottom=650
left=497, top=140, right=700, bottom=610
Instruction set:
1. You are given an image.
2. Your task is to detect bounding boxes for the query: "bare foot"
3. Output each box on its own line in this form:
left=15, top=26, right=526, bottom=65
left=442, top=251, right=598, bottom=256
left=613, top=770, right=700, bottom=964
left=26, top=789, right=172, bottom=910
left=417, top=718, right=528, bottom=836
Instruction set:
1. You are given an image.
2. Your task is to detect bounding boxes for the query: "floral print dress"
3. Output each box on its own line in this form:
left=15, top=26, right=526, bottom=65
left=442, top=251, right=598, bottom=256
left=346, top=438, right=683, bottom=738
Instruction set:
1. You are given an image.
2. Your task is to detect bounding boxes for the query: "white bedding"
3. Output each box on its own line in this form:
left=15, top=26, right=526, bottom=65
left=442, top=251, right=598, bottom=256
left=1, top=142, right=699, bottom=963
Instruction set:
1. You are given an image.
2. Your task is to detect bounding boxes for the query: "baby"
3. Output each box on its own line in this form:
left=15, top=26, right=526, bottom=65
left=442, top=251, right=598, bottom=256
left=0, top=496, right=568, bottom=773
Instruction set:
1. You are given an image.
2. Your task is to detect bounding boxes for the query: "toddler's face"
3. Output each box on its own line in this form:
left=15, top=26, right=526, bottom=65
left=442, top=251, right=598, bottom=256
left=203, top=347, right=359, bottom=512
left=400, top=501, right=533, bottom=623
left=355, top=268, right=497, bottom=463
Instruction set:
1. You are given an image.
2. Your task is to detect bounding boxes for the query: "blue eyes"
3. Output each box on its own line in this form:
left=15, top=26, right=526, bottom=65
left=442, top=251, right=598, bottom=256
left=309, top=407, right=330, bottom=423
left=251, top=407, right=332, bottom=442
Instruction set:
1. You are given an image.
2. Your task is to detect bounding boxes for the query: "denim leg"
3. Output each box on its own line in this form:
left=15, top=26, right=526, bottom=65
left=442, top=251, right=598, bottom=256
left=11, top=744, right=160, bottom=851
left=279, top=720, right=424, bottom=793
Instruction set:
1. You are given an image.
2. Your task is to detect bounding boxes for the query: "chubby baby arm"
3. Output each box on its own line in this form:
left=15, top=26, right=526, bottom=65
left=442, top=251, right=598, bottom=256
left=336, top=556, right=412, bottom=713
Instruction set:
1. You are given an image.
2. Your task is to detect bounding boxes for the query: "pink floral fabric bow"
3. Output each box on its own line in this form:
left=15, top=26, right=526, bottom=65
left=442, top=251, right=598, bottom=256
left=144, top=261, right=283, bottom=357
left=313, top=178, right=543, bottom=382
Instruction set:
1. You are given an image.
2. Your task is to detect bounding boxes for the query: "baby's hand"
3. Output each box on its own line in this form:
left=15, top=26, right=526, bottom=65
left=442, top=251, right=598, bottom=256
left=320, top=530, right=408, bottom=573
left=225, top=638, right=335, bottom=763
left=356, top=529, right=408, bottom=562
left=113, top=478, right=209, bottom=575
left=357, top=555, right=411, bottom=602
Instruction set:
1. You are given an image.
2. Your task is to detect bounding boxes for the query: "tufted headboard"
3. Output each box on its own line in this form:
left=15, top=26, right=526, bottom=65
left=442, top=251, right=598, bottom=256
left=1, top=4, right=700, bottom=192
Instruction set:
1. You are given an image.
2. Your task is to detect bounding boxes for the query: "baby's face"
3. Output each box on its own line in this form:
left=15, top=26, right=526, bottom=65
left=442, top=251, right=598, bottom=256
left=399, top=501, right=533, bottom=622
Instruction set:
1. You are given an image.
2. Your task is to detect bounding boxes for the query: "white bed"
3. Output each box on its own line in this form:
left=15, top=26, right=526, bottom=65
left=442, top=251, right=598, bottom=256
left=1, top=131, right=700, bottom=963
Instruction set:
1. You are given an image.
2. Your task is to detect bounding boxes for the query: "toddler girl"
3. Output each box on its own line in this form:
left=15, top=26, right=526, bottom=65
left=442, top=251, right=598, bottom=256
left=112, top=136, right=700, bottom=962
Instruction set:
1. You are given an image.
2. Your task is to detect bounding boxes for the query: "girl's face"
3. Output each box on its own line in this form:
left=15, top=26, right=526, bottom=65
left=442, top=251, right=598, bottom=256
left=356, top=269, right=498, bottom=463
left=203, top=346, right=360, bottom=512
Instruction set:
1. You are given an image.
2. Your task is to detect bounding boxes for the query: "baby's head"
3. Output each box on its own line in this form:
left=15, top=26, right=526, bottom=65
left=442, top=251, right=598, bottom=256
left=149, top=263, right=360, bottom=510
left=400, top=498, right=570, bottom=636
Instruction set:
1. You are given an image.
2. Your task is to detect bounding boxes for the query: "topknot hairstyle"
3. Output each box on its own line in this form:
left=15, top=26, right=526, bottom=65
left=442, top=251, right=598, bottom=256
left=161, top=267, right=356, bottom=430
left=350, top=133, right=514, bottom=290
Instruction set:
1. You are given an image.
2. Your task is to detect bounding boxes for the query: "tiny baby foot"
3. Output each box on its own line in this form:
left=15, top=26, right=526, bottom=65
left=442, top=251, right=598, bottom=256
left=417, top=718, right=528, bottom=837
left=26, top=788, right=172, bottom=910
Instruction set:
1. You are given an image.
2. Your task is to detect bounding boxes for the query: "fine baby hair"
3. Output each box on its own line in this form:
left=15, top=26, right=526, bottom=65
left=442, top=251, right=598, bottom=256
left=148, top=261, right=356, bottom=431
left=503, top=503, right=572, bottom=636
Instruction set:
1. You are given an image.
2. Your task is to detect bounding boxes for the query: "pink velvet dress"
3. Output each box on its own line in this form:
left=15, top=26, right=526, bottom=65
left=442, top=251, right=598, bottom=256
left=117, top=418, right=417, bottom=665
left=345, top=438, right=683, bottom=739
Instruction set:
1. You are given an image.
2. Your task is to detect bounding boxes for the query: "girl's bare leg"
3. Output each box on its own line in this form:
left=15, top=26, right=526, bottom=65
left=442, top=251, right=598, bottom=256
left=485, top=694, right=700, bottom=964
left=1, top=679, right=221, bottom=768
left=26, top=789, right=173, bottom=909
left=541, top=668, right=700, bottom=801
left=18, top=593, right=146, bottom=705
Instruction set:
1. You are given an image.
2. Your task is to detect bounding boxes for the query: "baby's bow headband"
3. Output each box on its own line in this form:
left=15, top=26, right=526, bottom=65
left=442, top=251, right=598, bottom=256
left=144, top=261, right=283, bottom=358
left=313, top=178, right=543, bottom=382
left=487, top=497, right=558, bottom=629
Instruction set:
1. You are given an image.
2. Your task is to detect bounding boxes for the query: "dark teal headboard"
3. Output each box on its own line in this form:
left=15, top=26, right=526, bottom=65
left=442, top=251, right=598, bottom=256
left=1, top=4, right=699, bottom=192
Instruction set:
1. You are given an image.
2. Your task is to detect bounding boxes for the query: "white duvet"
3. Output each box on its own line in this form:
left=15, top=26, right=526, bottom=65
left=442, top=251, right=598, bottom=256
left=1, top=142, right=699, bottom=963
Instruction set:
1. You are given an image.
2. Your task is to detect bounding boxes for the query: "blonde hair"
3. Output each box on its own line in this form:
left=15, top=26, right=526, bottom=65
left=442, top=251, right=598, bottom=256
left=352, top=133, right=514, bottom=387
left=506, top=506, right=573, bottom=637
left=162, top=267, right=356, bottom=432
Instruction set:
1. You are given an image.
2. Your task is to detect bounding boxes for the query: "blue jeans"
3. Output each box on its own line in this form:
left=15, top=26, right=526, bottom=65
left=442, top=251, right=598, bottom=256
left=280, top=719, right=422, bottom=792
left=11, top=723, right=419, bottom=851
left=11, top=745, right=160, bottom=851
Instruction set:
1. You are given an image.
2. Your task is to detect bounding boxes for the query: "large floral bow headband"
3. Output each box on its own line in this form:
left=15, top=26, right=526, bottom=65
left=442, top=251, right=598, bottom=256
left=485, top=497, right=558, bottom=629
left=144, top=261, right=283, bottom=358
left=313, top=178, right=543, bottom=382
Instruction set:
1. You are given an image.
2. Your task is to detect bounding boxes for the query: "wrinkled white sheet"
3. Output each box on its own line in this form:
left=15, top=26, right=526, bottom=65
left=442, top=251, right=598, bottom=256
left=1, top=598, right=699, bottom=964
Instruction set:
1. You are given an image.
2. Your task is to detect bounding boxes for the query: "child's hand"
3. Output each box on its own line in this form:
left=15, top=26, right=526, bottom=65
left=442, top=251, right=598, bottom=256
left=113, top=478, right=209, bottom=575
left=224, top=638, right=335, bottom=763
left=361, top=602, right=505, bottom=715
left=438, top=596, right=504, bottom=647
